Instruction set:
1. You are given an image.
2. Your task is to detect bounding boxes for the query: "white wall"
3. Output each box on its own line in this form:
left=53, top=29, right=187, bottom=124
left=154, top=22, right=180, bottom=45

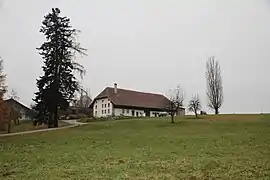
left=177, top=109, right=185, bottom=116
left=150, top=111, right=162, bottom=117
left=93, top=98, right=113, bottom=117
left=115, top=109, right=169, bottom=117
left=114, top=108, right=145, bottom=117
left=93, top=100, right=184, bottom=118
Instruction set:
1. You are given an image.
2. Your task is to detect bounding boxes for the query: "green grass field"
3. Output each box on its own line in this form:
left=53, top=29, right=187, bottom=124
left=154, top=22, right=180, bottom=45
left=0, top=120, right=69, bottom=134
left=0, top=115, right=270, bottom=179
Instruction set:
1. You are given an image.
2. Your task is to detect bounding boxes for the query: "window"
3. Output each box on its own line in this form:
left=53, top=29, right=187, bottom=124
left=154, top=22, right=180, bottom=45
left=105, top=104, right=106, bottom=108
left=95, top=105, right=97, bottom=109
left=108, top=109, right=110, bottom=114
left=108, top=103, right=110, bottom=107
left=122, top=109, right=125, bottom=114
left=136, top=112, right=139, bottom=117
left=102, top=100, right=104, bottom=103
left=104, top=109, right=107, bottom=114
left=102, top=104, right=104, bottom=108
left=126, top=109, right=129, bottom=114
left=95, top=111, right=97, bottom=115
left=102, top=110, right=104, bottom=114
left=132, top=110, right=135, bottom=116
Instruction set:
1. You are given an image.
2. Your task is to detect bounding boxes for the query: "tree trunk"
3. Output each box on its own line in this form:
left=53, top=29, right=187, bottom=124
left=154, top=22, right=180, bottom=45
left=53, top=105, right=59, bottom=128
left=171, top=114, right=174, bottom=124
left=215, top=108, right=219, bottom=115
left=48, top=114, right=54, bottom=128
left=195, top=112, right=198, bottom=118
left=7, top=121, right=11, bottom=133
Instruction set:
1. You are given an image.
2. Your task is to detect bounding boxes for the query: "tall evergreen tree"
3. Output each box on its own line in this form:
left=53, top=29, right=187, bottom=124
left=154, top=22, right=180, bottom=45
left=33, top=8, right=86, bottom=128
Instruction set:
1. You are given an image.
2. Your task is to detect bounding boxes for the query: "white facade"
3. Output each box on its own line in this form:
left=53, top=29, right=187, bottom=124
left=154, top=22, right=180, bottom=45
left=150, top=111, right=163, bottom=117
left=93, top=97, right=149, bottom=118
left=176, top=108, right=186, bottom=116
left=93, top=98, right=113, bottom=117
left=93, top=99, right=169, bottom=118
left=114, top=108, right=146, bottom=117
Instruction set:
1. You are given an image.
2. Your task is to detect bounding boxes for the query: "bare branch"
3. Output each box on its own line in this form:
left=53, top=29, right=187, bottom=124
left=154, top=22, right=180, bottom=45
left=72, top=87, right=92, bottom=108
left=166, top=85, right=185, bottom=123
left=188, top=94, right=201, bottom=118
left=72, top=62, right=86, bottom=79
left=69, top=29, right=87, bottom=80
left=0, top=57, right=7, bottom=94
left=206, top=56, right=223, bottom=114
left=0, top=56, right=8, bottom=131
left=9, top=88, right=20, bottom=100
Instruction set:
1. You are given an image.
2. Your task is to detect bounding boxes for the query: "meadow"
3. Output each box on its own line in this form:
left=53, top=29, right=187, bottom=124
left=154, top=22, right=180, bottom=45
left=0, top=114, right=270, bottom=179
left=0, top=120, right=69, bottom=134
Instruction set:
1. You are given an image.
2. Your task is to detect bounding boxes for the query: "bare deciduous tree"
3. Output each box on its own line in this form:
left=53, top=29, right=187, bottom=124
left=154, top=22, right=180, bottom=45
left=72, top=87, right=92, bottom=108
left=0, top=58, right=6, bottom=94
left=9, top=88, right=20, bottom=100
left=0, top=57, right=9, bottom=131
left=206, top=56, right=223, bottom=114
left=166, top=86, right=184, bottom=123
left=188, top=94, right=201, bottom=118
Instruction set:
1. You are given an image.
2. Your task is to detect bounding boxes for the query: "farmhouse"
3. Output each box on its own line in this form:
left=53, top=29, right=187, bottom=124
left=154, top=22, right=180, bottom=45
left=90, top=84, right=185, bottom=118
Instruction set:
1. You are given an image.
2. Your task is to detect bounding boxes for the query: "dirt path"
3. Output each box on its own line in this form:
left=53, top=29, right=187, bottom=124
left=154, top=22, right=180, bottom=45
left=61, top=119, right=87, bottom=126
left=0, top=120, right=87, bottom=137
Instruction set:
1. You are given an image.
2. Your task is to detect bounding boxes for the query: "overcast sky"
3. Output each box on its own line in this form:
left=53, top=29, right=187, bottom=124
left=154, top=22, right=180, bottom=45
left=0, top=0, right=270, bottom=114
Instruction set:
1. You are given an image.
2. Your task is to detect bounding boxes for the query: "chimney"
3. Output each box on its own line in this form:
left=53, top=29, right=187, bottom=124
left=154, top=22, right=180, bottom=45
left=114, top=83, right=117, bottom=94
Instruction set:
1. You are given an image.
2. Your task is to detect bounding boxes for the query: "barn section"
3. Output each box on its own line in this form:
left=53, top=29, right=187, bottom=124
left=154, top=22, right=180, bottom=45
left=4, top=98, right=34, bottom=120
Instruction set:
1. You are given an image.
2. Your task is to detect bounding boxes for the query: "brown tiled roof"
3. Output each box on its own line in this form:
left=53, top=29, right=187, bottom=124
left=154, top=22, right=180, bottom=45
left=92, top=87, right=172, bottom=110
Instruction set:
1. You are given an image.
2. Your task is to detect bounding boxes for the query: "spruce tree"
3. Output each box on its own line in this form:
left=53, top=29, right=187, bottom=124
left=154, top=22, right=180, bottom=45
left=33, top=8, right=86, bottom=128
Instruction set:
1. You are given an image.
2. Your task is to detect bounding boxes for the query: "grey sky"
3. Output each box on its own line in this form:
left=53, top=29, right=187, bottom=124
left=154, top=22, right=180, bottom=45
left=0, top=0, right=270, bottom=114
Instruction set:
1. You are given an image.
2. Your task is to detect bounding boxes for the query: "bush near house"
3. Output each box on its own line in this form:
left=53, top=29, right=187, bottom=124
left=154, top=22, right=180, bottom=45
left=59, top=107, right=92, bottom=120
left=78, top=115, right=150, bottom=123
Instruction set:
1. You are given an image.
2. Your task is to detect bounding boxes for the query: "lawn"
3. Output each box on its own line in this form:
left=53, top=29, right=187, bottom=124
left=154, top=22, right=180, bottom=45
left=0, top=120, right=69, bottom=134
left=0, top=115, right=270, bottom=179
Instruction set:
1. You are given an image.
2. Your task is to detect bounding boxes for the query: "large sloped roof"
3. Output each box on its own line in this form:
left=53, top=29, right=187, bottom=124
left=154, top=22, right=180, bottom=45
left=92, top=87, right=173, bottom=110
left=4, top=98, right=31, bottom=112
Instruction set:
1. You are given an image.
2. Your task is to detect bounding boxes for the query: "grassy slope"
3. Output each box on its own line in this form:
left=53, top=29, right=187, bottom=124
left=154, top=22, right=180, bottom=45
left=0, top=115, right=270, bottom=179
left=0, top=121, right=69, bottom=134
